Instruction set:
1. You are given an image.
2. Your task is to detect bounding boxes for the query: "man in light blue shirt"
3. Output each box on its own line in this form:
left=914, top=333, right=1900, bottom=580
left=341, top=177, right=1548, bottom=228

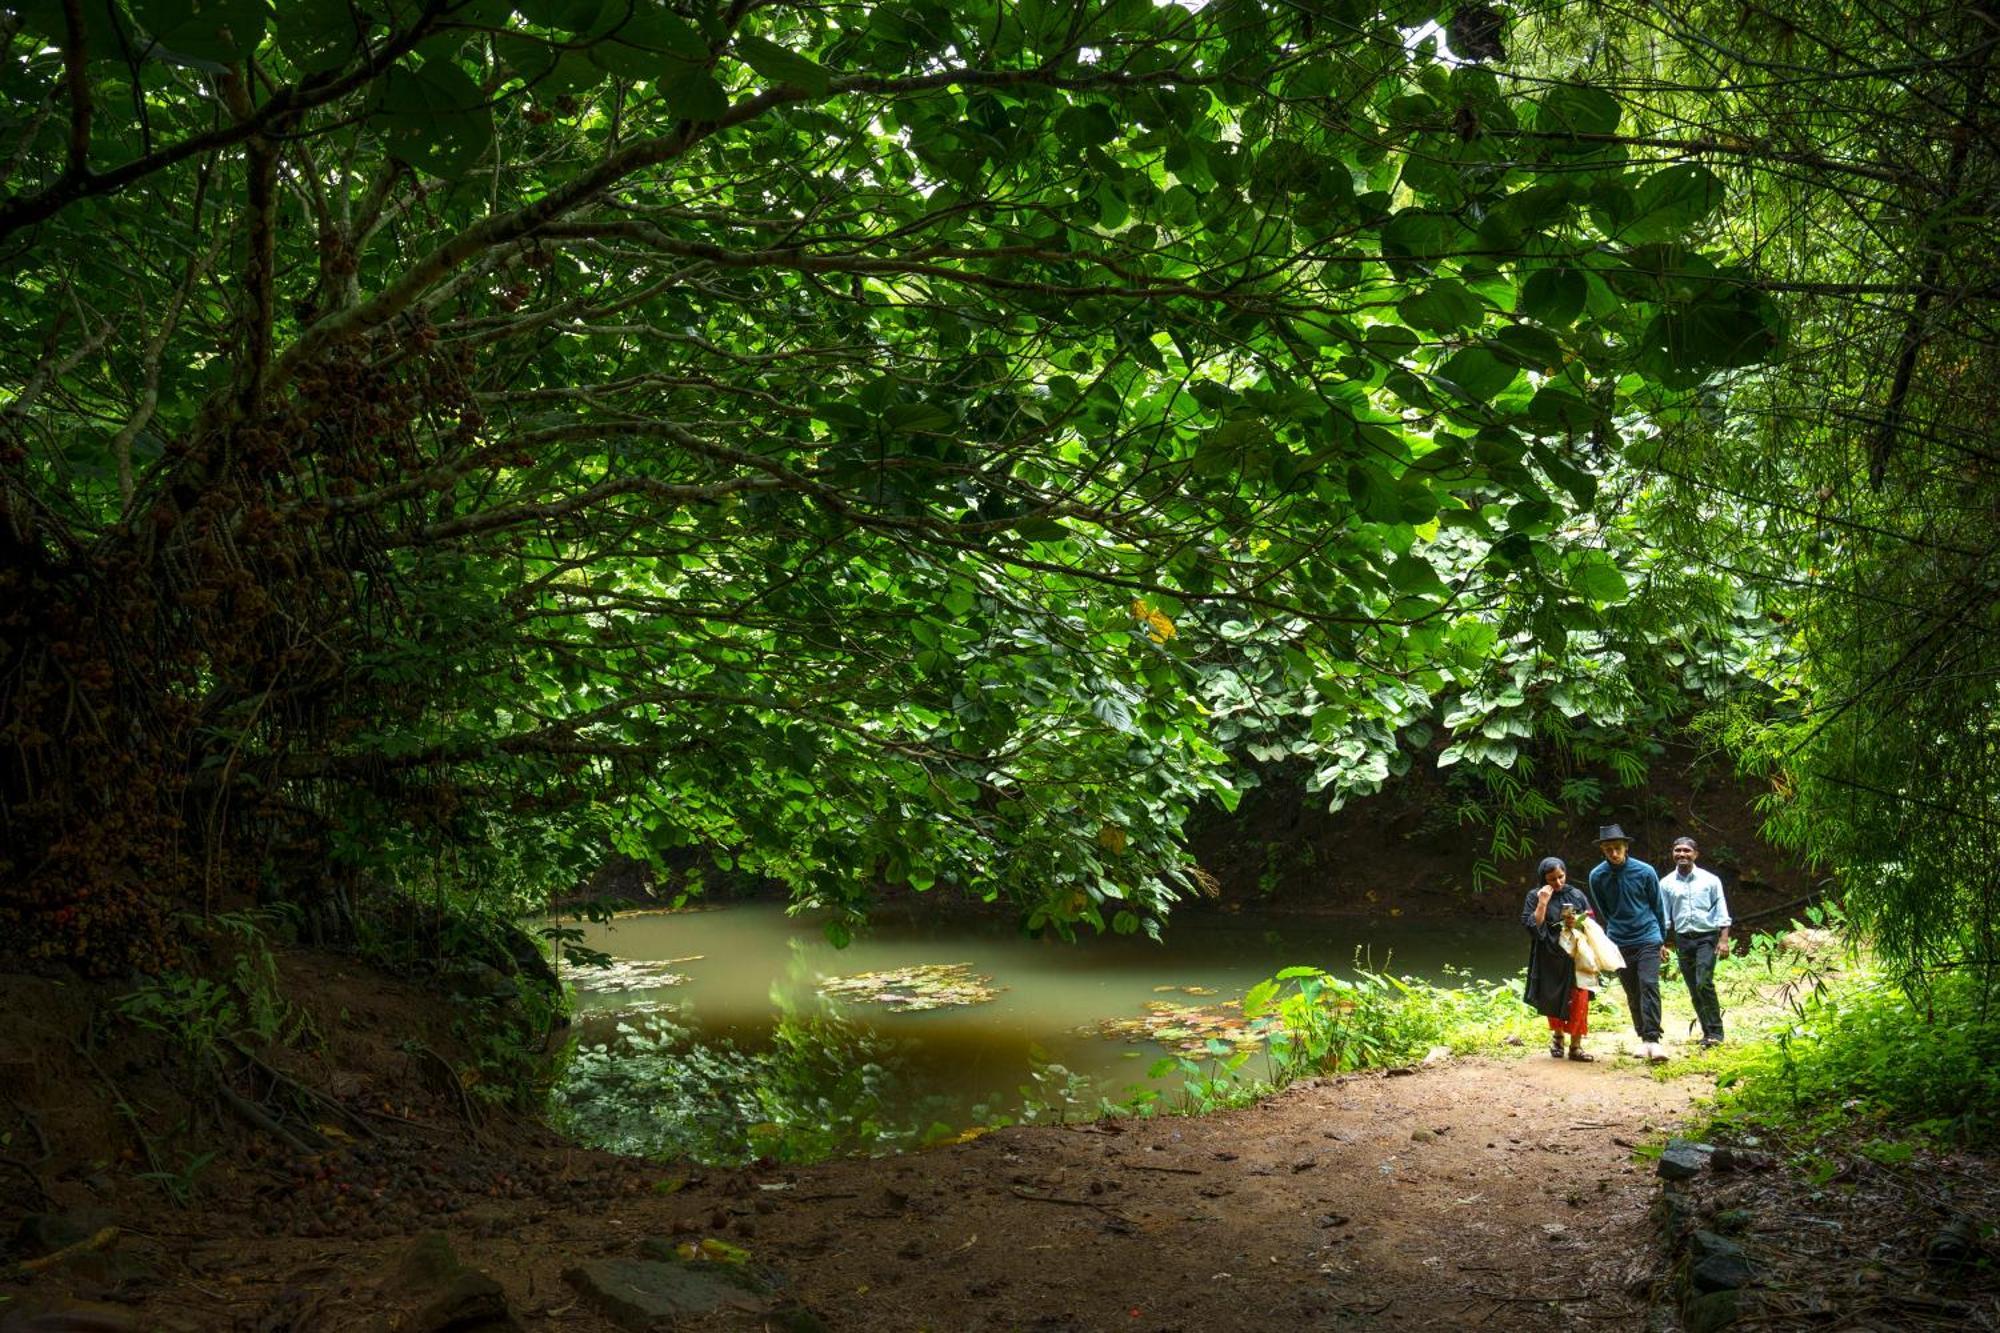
left=1661, top=834, right=1732, bottom=1047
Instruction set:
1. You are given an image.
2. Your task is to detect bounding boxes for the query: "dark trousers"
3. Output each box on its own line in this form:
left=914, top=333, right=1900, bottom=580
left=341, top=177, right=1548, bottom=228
left=1676, top=933, right=1725, bottom=1040
left=1616, top=944, right=1663, bottom=1042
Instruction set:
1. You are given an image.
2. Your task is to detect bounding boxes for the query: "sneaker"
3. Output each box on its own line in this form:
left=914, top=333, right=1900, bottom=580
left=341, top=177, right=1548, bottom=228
left=1646, top=1042, right=1670, bottom=1063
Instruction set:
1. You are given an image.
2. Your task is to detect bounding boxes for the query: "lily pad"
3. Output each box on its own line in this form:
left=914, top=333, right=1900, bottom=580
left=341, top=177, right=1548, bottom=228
left=1082, top=999, right=1268, bottom=1057
left=817, top=962, right=1004, bottom=1012
left=573, top=959, right=694, bottom=993
left=600, top=997, right=683, bottom=1019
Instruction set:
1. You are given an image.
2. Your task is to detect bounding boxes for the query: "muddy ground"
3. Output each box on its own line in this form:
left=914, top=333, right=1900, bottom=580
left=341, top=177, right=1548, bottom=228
left=11, top=1055, right=1694, bottom=1331
left=4, top=950, right=1994, bottom=1332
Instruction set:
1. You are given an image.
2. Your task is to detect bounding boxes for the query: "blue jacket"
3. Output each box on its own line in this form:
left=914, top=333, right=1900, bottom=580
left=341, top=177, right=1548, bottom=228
left=1589, top=856, right=1667, bottom=948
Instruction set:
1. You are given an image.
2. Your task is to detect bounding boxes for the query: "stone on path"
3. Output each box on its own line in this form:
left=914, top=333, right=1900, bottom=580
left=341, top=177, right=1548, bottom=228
left=1683, top=1288, right=1767, bottom=1333
left=379, top=1232, right=519, bottom=1332
left=1687, top=1230, right=1755, bottom=1294
left=565, top=1250, right=774, bottom=1330
left=1656, top=1138, right=1712, bottom=1181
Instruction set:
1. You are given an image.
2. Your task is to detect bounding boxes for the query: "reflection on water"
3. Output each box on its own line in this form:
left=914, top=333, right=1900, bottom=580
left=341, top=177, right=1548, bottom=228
left=551, top=903, right=1523, bottom=1163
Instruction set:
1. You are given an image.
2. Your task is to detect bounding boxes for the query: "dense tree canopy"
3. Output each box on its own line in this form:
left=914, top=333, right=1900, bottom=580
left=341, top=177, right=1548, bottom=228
left=1550, top=0, right=2000, bottom=980
left=0, top=0, right=1984, bottom=980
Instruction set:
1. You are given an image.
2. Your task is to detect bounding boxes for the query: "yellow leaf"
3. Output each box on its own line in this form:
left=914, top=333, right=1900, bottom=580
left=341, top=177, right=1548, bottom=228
left=676, top=1237, right=751, bottom=1265
left=1097, top=824, right=1129, bottom=854
left=1130, top=598, right=1176, bottom=643
left=931, top=1126, right=991, bottom=1147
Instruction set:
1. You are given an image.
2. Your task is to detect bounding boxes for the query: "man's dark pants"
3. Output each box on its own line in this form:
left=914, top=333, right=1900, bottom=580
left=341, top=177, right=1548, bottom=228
left=1615, top=944, right=1663, bottom=1042
left=1676, top=932, right=1725, bottom=1041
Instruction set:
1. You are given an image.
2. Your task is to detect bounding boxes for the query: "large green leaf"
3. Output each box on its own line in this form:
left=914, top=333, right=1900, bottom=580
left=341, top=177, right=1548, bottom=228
left=1534, top=84, right=1620, bottom=138
left=132, top=0, right=266, bottom=63
left=1568, top=551, right=1629, bottom=604
left=1639, top=290, right=1785, bottom=381
left=735, top=33, right=831, bottom=95
left=1518, top=266, right=1586, bottom=327
left=1624, top=164, right=1726, bottom=244
left=273, top=0, right=363, bottom=72
left=1397, top=280, right=1482, bottom=333
left=1436, top=347, right=1517, bottom=401
left=661, top=63, right=730, bottom=120
left=1381, top=209, right=1475, bottom=260
left=370, top=61, right=494, bottom=178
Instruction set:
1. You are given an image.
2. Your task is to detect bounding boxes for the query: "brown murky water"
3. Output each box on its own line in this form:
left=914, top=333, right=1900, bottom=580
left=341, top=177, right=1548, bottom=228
left=558, top=903, right=1524, bottom=1141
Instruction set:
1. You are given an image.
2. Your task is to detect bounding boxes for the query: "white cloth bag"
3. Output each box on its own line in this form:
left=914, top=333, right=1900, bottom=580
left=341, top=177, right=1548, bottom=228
left=1560, top=913, right=1626, bottom=992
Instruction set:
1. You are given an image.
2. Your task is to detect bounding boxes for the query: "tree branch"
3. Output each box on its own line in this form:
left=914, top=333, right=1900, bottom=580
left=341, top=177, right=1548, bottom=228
left=0, top=4, right=448, bottom=243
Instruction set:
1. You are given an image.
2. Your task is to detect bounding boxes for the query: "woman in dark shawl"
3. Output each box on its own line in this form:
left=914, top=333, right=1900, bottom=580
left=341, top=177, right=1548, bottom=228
left=1522, top=855, right=1597, bottom=1061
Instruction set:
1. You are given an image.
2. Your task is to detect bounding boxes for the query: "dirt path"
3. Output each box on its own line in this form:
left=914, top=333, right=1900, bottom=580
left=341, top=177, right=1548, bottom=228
left=89, top=1052, right=1700, bottom=1333
left=710, top=1054, right=1699, bottom=1332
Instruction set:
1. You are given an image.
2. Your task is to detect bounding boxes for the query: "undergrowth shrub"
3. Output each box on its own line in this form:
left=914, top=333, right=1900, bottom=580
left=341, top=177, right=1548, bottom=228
left=1245, top=963, right=1535, bottom=1083
left=552, top=1013, right=942, bottom=1165
left=1714, top=970, right=2000, bottom=1145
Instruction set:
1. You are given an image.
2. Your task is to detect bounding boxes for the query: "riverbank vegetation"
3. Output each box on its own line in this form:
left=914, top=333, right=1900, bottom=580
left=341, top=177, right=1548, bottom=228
left=551, top=959, right=1541, bottom=1164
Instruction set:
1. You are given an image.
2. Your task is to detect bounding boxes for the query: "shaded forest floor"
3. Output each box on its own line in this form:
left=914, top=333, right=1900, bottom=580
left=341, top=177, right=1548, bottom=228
left=4, top=951, right=1996, bottom=1332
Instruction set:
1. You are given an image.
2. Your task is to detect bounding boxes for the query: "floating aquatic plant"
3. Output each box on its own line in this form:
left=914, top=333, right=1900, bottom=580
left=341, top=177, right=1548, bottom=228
left=1083, top=999, right=1267, bottom=1057
left=572, top=958, right=697, bottom=993
left=817, top=962, right=1003, bottom=1012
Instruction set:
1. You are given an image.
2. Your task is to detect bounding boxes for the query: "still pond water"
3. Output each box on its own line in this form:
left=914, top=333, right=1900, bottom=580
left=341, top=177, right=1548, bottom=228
left=555, top=903, right=1525, bottom=1162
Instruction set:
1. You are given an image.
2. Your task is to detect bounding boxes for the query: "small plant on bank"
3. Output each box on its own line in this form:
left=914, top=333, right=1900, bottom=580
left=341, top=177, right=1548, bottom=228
left=1016, top=1046, right=1098, bottom=1125
left=1242, top=962, right=1532, bottom=1085
left=1142, top=1039, right=1263, bottom=1116
left=116, top=972, right=242, bottom=1071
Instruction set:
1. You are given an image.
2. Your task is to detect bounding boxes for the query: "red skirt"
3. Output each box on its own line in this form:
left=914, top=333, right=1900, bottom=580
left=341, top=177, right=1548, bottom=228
left=1546, top=987, right=1591, bottom=1036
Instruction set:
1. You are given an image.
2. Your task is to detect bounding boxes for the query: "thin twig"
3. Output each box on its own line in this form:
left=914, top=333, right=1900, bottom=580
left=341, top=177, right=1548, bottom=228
left=17, top=1225, right=118, bottom=1274
left=408, top=1042, right=483, bottom=1132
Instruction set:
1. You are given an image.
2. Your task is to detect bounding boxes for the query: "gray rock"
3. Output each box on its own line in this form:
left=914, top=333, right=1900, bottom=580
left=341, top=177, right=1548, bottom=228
left=1683, top=1289, right=1745, bottom=1333
left=566, top=1259, right=770, bottom=1329
left=414, top=1272, right=512, bottom=1331
left=1654, top=1185, right=1696, bottom=1241
left=1690, top=1235, right=1755, bottom=1294
left=1656, top=1143, right=1709, bottom=1181
left=1689, top=1231, right=1744, bottom=1262
left=1710, top=1147, right=1776, bottom=1173
left=381, top=1232, right=519, bottom=1332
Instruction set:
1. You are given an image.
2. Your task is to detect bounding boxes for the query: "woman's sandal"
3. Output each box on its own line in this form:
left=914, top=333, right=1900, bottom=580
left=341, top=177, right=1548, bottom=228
left=1550, top=1033, right=1567, bottom=1058
left=1567, top=1047, right=1596, bottom=1062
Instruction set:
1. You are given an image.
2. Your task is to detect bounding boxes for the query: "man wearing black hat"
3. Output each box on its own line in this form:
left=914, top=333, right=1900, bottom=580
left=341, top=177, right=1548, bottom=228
left=1588, top=824, right=1670, bottom=1061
